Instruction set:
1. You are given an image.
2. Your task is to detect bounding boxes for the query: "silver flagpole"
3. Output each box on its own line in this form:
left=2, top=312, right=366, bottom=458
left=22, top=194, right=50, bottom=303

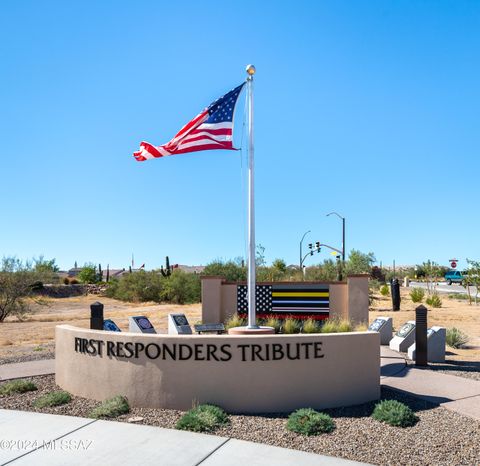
left=246, top=64, right=257, bottom=329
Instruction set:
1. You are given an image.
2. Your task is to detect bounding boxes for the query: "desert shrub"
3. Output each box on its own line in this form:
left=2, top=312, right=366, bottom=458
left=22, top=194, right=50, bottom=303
left=0, top=379, right=37, bottom=395
left=89, top=395, right=129, bottom=419
left=106, top=271, right=164, bottom=302
left=446, top=328, right=469, bottom=349
left=33, top=390, right=71, bottom=408
left=372, top=400, right=418, bottom=427
left=302, top=319, right=320, bottom=334
left=202, top=260, right=246, bottom=281
left=380, top=284, right=390, bottom=296
left=176, top=404, right=229, bottom=433
left=282, top=318, right=301, bottom=334
left=321, top=318, right=353, bottom=333
left=70, top=278, right=79, bottom=285
left=410, top=288, right=425, bottom=303
left=225, top=314, right=246, bottom=330
left=264, top=316, right=281, bottom=333
left=160, top=270, right=201, bottom=304
left=426, top=293, right=442, bottom=308
left=63, top=277, right=70, bottom=285
left=448, top=293, right=470, bottom=300
left=286, top=408, right=335, bottom=435
left=369, top=279, right=382, bottom=291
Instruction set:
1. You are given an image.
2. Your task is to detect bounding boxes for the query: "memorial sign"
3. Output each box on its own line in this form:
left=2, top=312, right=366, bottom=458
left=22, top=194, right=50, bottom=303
left=194, top=323, right=225, bottom=334
left=103, top=319, right=121, bottom=332
left=168, top=313, right=192, bottom=335
left=389, top=320, right=416, bottom=352
left=408, top=326, right=446, bottom=363
left=237, top=283, right=330, bottom=320
left=368, top=316, right=393, bottom=345
left=129, top=316, right=156, bottom=334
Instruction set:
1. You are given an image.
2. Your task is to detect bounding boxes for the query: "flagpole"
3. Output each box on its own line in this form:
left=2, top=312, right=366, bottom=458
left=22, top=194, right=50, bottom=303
left=246, top=64, right=257, bottom=329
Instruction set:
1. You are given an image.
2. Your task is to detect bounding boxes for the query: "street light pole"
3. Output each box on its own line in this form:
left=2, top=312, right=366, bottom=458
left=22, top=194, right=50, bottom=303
left=327, top=212, right=346, bottom=262
left=299, top=230, right=311, bottom=270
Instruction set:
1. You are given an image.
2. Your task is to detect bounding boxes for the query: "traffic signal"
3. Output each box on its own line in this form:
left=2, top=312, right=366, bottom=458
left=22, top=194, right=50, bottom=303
left=308, top=243, right=312, bottom=249
left=315, top=242, right=320, bottom=248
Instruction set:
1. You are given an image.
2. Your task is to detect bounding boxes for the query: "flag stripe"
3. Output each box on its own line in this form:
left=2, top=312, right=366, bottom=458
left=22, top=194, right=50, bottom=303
left=134, top=83, right=244, bottom=161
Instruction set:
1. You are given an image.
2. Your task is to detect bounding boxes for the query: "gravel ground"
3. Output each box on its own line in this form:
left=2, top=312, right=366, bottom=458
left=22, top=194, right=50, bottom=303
left=1, top=375, right=479, bottom=466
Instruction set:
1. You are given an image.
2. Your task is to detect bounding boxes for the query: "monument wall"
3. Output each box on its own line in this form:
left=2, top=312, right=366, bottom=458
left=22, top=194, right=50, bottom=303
left=56, top=324, right=380, bottom=413
left=201, top=275, right=369, bottom=325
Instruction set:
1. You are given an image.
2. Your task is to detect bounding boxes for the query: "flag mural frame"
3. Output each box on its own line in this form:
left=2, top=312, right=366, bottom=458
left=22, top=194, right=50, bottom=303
left=237, top=284, right=330, bottom=320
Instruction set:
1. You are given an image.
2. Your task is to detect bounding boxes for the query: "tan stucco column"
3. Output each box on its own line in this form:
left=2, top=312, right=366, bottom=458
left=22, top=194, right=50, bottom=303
left=347, top=275, right=369, bottom=324
left=201, top=277, right=224, bottom=324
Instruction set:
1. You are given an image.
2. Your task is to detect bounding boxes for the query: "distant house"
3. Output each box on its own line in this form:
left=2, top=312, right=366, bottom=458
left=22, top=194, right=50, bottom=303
left=67, top=268, right=83, bottom=277
left=177, top=265, right=205, bottom=274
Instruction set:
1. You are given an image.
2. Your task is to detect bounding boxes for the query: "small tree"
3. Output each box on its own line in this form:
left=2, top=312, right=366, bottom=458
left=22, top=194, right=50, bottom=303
left=78, top=263, right=99, bottom=284
left=422, top=260, right=443, bottom=295
left=464, top=260, right=480, bottom=305
left=344, top=250, right=376, bottom=275
left=33, top=256, right=59, bottom=283
left=0, top=257, right=45, bottom=322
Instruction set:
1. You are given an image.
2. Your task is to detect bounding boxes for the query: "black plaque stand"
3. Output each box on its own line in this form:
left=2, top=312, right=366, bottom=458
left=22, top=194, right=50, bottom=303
left=415, top=305, right=428, bottom=366
left=90, top=301, right=104, bottom=330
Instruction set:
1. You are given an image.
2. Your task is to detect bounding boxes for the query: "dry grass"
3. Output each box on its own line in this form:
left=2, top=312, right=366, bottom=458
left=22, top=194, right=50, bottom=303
left=370, top=288, right=480, bottom=361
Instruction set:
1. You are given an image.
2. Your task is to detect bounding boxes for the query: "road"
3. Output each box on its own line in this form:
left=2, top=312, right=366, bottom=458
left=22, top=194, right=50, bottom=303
left=408, top=281, right=478, bottom=296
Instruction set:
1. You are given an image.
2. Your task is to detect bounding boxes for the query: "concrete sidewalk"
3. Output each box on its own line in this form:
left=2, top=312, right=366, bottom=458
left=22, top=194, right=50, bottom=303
left=0, top=409, right=367, bottom=466
left=380, top=346, right=480, bottom=420
left=0, top=360, right=55, bottom=381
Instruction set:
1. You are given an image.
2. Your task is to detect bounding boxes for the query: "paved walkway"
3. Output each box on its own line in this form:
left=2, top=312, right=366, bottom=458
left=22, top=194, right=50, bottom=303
left=0, top=409, right=367, bottom=466
left=380, top=346, right=480, bottom=420
left=0, top=360, right=55, bottom=381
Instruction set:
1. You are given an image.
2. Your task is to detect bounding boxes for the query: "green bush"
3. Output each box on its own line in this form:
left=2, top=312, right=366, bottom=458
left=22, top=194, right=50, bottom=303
left=380, top=284, right=390, bottom=296
left=89, top=395, right=130, bottom=419
left=302, top=319, right=320, bottom=334
left=176, top=404, right=229, bottom=433
left=372, top=400, right=418, bottom=427
left=202, top=260, right=246, bottom=282
left=426, top=294, right=442, bottom=308
left=282, top=318, right=301, bottom=334
left=410, top=288, right=425, bottom=303
left=225, top=314, right=246, bottom=330
left=33, top=390, right=71, bottom=408
left=0, top=379, right=37, bottom=395
left=286, top=408, right=335, bottom=435
left=78, top=264, right=99, bottom=284
left=160, top=270, right=201, bottom=304
left=446, top=327, right=469, bottom=349
left=264, top=316, right=281, bottom=333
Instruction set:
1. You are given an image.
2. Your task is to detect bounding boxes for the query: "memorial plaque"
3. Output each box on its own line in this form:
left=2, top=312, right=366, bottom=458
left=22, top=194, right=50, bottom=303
left=396, top=322, right=415, bottom=338
left=168, top=313, right=192, bottom=335
left=368, top=316, right=393, bottom=345
left=129, top=316, right=156, bottom=334
left=194, top=323, right=225, bottom=334
left=103, top=319, right=121, bottom=332
left=389, top=320, right=416, bottom=353
left=408, top=326, right=446, bottom=363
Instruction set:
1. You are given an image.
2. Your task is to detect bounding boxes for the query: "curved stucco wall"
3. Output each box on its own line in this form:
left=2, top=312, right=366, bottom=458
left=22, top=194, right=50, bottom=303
left=55, top=325, right=380, bottom=413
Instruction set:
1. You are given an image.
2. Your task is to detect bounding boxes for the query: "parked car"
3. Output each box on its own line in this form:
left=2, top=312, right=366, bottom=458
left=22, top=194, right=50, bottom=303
left=444, top=270, right=464, bottom=285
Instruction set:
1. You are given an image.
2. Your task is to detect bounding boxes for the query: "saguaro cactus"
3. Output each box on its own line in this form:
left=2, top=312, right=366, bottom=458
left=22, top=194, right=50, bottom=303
left=161, top=256, right=172, bottom=277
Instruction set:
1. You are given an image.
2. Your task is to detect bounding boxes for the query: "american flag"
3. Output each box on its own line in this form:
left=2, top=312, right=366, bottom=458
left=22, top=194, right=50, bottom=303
left=134, top=83, right=245, bottom=161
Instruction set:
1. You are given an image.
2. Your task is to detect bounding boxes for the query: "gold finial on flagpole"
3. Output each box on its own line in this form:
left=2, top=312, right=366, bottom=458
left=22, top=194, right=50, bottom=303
left=246, top=64, right=256, bottom=76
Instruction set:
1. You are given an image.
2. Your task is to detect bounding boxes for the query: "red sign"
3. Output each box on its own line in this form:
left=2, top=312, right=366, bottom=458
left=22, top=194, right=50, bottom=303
left=451, top=261, right=457, bottom=269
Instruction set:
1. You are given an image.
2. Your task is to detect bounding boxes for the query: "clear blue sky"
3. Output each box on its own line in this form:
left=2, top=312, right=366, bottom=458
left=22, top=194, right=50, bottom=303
left=1, top=1, right=479, bottom=271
